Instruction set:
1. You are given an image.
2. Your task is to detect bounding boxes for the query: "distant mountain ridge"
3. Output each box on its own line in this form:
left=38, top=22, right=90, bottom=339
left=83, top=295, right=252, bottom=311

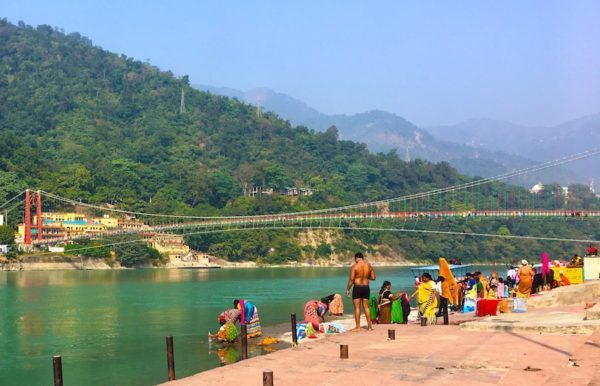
left=197, top=84, right=581, bottom=184
left=427, top=116, right=600, bottom=186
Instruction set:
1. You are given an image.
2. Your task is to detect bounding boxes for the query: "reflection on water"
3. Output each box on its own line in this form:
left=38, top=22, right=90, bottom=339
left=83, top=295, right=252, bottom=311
left=209, top=339, right=282, bottom=366
left=216, top=346, right=239, bottom=365
left=0, top=266, right=489, bottom=385
left=5, top=268, right=216, bottom=289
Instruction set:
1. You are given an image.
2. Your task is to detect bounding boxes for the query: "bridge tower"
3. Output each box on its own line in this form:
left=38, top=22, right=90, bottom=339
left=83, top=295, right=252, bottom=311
left=36, top=190, right=42, bottom=241
left=24, top=189, right=31, bottom=245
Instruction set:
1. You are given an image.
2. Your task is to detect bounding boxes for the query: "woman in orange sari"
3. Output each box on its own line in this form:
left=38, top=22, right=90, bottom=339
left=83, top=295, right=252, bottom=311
left=328, top=294, right=344, bottom=316
left=517, top=260, right=534, bottom=298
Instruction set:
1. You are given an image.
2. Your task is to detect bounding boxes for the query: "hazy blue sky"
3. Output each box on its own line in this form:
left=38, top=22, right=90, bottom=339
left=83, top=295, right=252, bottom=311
left=2, top=0, right=599, bottom=126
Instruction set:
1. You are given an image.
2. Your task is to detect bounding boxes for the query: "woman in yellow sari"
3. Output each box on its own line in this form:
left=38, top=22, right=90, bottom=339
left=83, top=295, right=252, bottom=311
left=410, top=273, right=438, bottom=325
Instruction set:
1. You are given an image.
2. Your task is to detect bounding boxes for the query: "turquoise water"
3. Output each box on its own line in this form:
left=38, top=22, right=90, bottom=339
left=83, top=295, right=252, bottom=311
left=0, top=266, right=487, bottom=385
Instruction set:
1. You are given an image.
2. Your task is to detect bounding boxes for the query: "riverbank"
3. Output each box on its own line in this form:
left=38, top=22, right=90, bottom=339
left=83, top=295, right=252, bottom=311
left=0, top=255, right=118, bottom=271
left=162, top=282, right=600, bottom=386
left=0, top=255, right=420, bottom=271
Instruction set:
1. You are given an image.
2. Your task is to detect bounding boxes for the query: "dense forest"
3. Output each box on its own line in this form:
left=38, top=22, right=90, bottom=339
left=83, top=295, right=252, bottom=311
left=1, top=19, right=599, bottom=265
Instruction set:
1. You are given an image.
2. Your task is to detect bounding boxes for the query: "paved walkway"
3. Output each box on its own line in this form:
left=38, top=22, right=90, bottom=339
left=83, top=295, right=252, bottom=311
left=163, top=282, right=600, bottom=386
left=163, top=323, right=599, bottom=386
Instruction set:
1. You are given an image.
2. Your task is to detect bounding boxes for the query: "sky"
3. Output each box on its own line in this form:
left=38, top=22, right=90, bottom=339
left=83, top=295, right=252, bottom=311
left=2, top=0, right=599, bottom=127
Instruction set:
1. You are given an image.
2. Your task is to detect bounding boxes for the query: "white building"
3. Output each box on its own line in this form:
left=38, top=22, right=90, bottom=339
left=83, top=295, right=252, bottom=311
left=530, top=182, right=544, bottom=194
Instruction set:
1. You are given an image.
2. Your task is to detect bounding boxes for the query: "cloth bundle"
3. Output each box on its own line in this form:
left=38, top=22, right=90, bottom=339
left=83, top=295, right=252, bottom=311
left=513, top=298, right=527, bottom=313
left=326, top=322, right=346, bottom=334
left=295, top=323, right=307, bottom=340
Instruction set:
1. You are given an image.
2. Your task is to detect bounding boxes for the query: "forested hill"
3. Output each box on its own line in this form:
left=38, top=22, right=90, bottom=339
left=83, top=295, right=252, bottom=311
left=0, top=19, right=465, bottom=214
left=3, top=20, right=596, bottom=265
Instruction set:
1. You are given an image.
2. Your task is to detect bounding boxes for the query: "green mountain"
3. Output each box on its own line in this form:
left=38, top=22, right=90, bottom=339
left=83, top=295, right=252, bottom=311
left=196, top=85, right=547, bottom=184
left=1, top=20, right=598, bottom=265
left=1, top=20, right=467, bottom=210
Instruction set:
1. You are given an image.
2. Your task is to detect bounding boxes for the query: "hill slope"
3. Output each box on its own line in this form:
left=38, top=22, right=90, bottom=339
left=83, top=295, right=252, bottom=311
left=1, top=20, right=597, bottom=265
left=0, top=19, right=471, bottom=263
left=196, top=85, right=556, bottom=183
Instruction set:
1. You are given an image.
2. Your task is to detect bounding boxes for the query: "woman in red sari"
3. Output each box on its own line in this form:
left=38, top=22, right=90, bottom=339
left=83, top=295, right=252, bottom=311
left=304, top=299, right=329, bottom=329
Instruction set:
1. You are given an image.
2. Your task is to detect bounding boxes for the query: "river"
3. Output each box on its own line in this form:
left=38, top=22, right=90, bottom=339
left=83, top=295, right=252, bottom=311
left=0, top=266, right=489, bottom=385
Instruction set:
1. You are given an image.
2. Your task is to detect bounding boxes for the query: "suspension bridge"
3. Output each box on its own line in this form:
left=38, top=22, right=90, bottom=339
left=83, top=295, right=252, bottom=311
left=2, top=149, right=600, bottom=251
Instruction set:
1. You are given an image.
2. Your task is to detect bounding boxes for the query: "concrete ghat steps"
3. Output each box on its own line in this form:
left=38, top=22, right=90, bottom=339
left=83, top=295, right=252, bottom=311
left=460, top=314, right=600, bottom=334
left=586, top=303, right=600, bottom=320
left=527, top=280, right=600, bottom=309
left=462, top=280, right=600, bottom=334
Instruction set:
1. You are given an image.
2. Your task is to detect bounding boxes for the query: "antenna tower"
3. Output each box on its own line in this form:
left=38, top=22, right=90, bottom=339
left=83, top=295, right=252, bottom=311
left=179, top=88, right=185, bottom=114
left=256, top=97, right=262, bottom=119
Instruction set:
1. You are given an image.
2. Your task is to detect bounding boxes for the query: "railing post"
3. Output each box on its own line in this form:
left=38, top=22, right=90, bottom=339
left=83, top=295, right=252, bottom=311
left=291, top=313, right=297, bottom=346
left=387, top=329, right=395, bottom=340
left=340, top=344, right=348, bottom=359
left=241, top=324, right=248, bottom=360
left=53, top=355, right=63, bottom=386
left=420, top=317, right=427, bottom=327
left=443, top=312, right=449, bottom=325
left=166, top=336, right=176, bottom=381
left=263, top=369, right=274, bottom=386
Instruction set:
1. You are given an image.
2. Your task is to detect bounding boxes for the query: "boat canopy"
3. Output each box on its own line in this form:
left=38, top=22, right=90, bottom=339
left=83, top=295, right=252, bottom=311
left=410, top=264, right=473, bottom=278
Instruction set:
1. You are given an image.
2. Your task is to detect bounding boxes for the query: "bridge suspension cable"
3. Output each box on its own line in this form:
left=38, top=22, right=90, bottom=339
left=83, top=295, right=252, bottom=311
left=34, top=147, right=600, bottom=221
left=31, top=223, right=600, bottom=256
left=0, top=190, right=26, bottom=210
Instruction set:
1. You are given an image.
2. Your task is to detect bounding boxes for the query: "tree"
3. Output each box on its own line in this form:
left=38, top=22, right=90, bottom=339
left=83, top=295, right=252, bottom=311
left=0, top=225, right=14, bottom=244
left=114, top=242, right=160, bottom=267
left=263, top=164, right=292, bottom=190
left=0, top=171, right=27, bottom=204
left=209, top=170, right=239, bottom=208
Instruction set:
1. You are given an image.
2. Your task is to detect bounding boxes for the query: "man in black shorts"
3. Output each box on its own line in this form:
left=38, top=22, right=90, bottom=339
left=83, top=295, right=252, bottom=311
left=346, top=252, right=376, bottom=331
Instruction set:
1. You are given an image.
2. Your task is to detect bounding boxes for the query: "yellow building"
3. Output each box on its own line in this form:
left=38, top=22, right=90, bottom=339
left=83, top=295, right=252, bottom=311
left=17, top=212, right=122, bottom=242
left=148, top=233, right=191, bottom=262
left=99, top=215, right=119, bottom=228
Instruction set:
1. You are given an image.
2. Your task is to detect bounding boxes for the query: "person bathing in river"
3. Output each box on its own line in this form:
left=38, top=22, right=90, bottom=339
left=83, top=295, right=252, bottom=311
left=218, top=308, right=242, bottom=325
left=304, top=298, right=331, bottom=329
left=345, top=252, right=376, bottom=331
left=209, top=319, right=239, bottom=343
left=233, top=299, right=262, bottom=338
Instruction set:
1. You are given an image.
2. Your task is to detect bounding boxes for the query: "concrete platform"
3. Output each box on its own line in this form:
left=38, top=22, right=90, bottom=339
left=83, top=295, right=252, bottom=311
left=163, top=282, right=600, bottom=386
left=460, top=304, right=600, bottom=334
left=527, top=280, right=600, bottom=309
left=162, top=323, right=600, bottom=386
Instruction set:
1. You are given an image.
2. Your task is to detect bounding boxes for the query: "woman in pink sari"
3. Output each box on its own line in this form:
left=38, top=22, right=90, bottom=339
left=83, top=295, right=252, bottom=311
left=541, top=252, right=551, bottom=291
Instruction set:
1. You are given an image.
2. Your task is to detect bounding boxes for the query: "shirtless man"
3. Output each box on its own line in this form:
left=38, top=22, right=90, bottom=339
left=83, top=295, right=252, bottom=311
left=345, top=252, right=376, bottom=331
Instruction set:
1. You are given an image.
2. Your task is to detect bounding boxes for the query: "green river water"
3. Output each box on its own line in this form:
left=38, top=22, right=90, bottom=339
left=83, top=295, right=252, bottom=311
left=0, top=266, right=487, bottom=385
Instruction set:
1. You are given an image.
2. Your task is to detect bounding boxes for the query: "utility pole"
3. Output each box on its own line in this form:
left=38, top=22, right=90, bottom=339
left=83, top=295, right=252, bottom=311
left=256, top=97, right=261, bottom=119
left=179, top=88, right=185, bottom=114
